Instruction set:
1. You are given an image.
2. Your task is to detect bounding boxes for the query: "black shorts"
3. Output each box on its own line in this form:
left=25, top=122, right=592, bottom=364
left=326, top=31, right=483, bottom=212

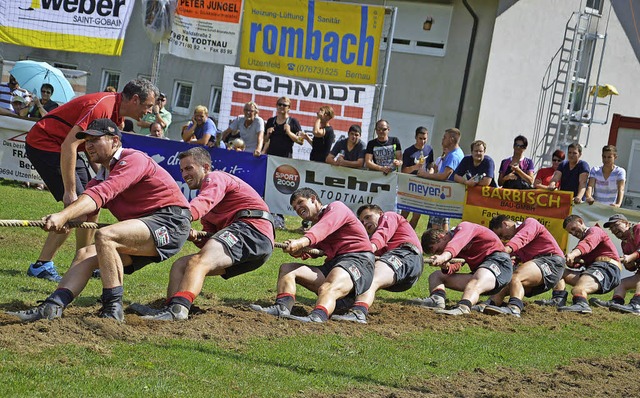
left=525, top=254, right=565, bottom=297
left=125, top=206, right=191, bottom=274
left=584, top=261, right=621, bottom=294
left=378, top=245, right=424, bottom=292
left=25, top=143, right=90, bottom=202
left=477, top=251, right=513, bottom=295
left=318, top=251, right=375, bottom=296
left=211, top=221, right=273, bottom=279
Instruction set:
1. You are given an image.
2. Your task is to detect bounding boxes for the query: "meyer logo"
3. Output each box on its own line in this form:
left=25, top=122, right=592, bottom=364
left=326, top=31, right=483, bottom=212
left=30, top=0, right=127, bottom=17
left=248, top=1, right=375, bottom=66
left=305, top=170, right=390, bottom=193
left=408, top=182, right=451, bottom=199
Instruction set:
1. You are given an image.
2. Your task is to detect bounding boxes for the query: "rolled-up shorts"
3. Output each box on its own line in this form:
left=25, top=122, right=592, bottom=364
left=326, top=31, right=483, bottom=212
left=476, top=251, right=513, bottom=295
left=210, top=221, right=273, bottom=279
left=584, top=261, right=621, bottom=294
left=525, top=254, right=565, bottom=297
left=318, top=251, right=375, bottom=296
left=378, top=244, right=424, bottom=292
left=124, top=206, right=191, bottom=274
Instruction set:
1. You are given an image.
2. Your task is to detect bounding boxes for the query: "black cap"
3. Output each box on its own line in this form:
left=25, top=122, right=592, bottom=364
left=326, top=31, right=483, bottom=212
left=603, top=214, right=628, bottom=228
left=76, top=118, right=121, bottom=139
left=159, top=92, right=166, bottom=99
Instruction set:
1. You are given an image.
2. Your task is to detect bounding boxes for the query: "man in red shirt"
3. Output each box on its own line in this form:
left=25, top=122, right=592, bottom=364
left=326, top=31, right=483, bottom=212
left=558, top=214, right=621, bottom=313
left=332, top=204, right=423, bottom=324
left=8, top=119, right=190, bottom=322
left=24, top=79, right=158, bottom=282
left=142, top=147, right=275, bottom=321
left=410, top=222, right=512, bottom=316
left=484, top=215, right=565, bottom=317
left=250, top=188, right=375, bottom=323
left=602, top=214, right=640, bottom=314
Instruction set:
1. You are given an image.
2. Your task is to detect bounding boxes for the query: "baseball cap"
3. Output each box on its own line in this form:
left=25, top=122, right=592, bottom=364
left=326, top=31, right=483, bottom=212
left=159, top=92, right=166, bottom=99
left=11, top=95, right=26, bottom=104
left=603, top=214, right=628, bottom=228
left=76, top=118, right=122, bottom=139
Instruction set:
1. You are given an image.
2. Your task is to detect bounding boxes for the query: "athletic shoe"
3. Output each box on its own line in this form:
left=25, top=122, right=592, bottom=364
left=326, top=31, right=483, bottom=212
left=471, top=300, right=491, bottom=313
left=407, top=295, right=445, bottom=309
left=98, top=299, right=124, bottom=321
left=128, top=303, right=164, bottom=316
left=6, top=301, right=63, bottom=322
left=249, top=303, right=291, bottom=317
left=557, top=301, right=592, bottom=314
left=484, top=304, right=521, bottom=318
left=435, top=304, right=471, bottom=316
left=534, top=295, right=567, bottom=307
left=274, top=214, right=286, bottom=230
left=91, top=269, right=101, bottom=279
left=609, top=302, right=640, bottom=315
left=331, top=309, right=367, bottom=324
left=27, top=261, right=62, bottom=282
left=281, top=312, right=325, bottom=323
left=142, top=303, right=189, bottom=321
left=588, top=297, right=614, bottom=308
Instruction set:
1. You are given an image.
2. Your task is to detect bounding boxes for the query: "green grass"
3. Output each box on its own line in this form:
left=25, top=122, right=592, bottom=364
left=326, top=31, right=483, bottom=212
left=0, top=179, right=639, bottom=397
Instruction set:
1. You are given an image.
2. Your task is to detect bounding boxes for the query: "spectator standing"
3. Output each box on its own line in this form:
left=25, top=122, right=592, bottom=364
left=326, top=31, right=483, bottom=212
left=138, top=92, right=172, bottom=135
left=147, top=121, right=169, bottom=139
left=548, top=142, right=590, bottom=204
left=182, top=105, right=217, bottom=145
left=304, top=106, right=335, bottom=162
left=534, top=149, right=565, bottom=189
left=28, top=83, right=59, bottom=118
left=453, top=140, right=497, bottom=187
left=263, top=96, right=302, bottom=158
left=11, top=95, right=29, bottom=117
left=585, top=145, right=626, bottom=207
left=400, top=126, right=434, bottom=228
left=498, top=135, right=535, bottom=189
left=220, top=102, right=264, bottom=156
left=325, top=124, right=365, bottom=169
left=365, top=119, right=402, bottom=174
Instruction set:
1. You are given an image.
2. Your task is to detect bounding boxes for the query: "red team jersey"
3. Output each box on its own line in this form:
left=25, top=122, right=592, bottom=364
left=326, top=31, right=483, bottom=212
left=84, top=148, right=188, bottom=220
left=304, top=201, right=372, bottom=261
left=621, top=224, right=640, bottom=269
left=27, top=92, right=122, bottom=152
left=574, top=226, right=619, bottom=264
left=444, top=221, right=505, bottom=270
left=506, top=218, right=564, bottom=262
left=190, top=171, right=275, bottom=248
left=370, top=211, right=422, bottom=256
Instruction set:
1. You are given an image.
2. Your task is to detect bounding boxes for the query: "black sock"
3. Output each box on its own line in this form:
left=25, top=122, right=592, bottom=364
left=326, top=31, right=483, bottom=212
left=630, top=295, right=640, bottom=306
left=102, top=286, right=124, bottom=303
left=552, top=290, right=568, bottom=300
left=275, top=294, right=295, bottom=311
left=573, top=295, right=588, bottom=305
left=508, top=297, right=524, bottom=311
left=612, top=295, right=625, bottom=305
left=170, top=296, right=192, bottom=310
left=310, top=307, right=329, bottom=321
left=431, top=289, right=446, bottom=300
left=46, top=288, right=74, bottom=308
left=459, top=299, right=472, bottom=308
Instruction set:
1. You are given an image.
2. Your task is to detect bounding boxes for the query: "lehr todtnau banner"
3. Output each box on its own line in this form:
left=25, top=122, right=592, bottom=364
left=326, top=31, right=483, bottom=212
left=0, top=0, right=134, bottom=56
left=240, top=0, right=384, bottom=84
left=463, top=186, right=573, bottom=250
left=162, top=0, right=243, bottom=64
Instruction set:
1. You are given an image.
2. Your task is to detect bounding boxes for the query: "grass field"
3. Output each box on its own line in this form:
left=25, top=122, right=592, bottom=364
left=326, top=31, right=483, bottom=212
left=0, top=180, right=639, bottom=397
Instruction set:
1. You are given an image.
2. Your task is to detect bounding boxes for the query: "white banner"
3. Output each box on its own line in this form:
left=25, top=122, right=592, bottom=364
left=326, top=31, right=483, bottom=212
left=396, top=173, right=466, bottom=219
left=0, top=116, right=42, bottom=184
left=160, top=0, right=242, bottom=64
left=265, top=156, right=397, bottom=215
left=219, top=66, right=376, bottom=160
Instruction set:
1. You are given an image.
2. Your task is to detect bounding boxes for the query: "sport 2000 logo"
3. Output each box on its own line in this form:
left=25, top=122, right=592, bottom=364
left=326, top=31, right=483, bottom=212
left=273, top=165, right=300, bottom=195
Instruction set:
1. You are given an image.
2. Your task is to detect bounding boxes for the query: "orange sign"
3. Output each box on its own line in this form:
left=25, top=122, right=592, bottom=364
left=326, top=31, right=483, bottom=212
left=177, top=0, right=242, bottom=23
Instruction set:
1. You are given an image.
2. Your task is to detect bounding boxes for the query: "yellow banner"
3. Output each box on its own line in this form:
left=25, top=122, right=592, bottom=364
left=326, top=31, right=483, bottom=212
left=240, top=0, right=384, bottom=84
left=462, top=186, right=574, bottom=250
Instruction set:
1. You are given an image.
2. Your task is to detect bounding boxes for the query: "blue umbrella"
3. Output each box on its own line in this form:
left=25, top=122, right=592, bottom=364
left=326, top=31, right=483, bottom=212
left=9, top=60, right=76, bottom=104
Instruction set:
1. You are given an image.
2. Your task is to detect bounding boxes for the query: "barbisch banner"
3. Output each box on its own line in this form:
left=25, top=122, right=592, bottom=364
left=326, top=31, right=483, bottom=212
left=240, top=0, right=385, bottom=84
left=0, top=0, right=135, bottom=56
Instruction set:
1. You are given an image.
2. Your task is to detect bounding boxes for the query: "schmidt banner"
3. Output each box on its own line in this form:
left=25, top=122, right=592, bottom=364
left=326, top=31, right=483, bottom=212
left=240, top=0, right=385, bottom=84
left=265, top=156, right=397, bottom=215
left=0, top=0, right=134, bottom=56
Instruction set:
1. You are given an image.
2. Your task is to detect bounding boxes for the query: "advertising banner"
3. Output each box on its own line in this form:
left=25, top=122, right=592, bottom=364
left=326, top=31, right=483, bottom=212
left=0, top=116, right=42, bottom=184
left=240, top=0, right=384, bottom=84
left=121, top=133, right=267, bottom=199
left=265, top=156, right=397, bottom=215
left=161, top=0, right=243, bottom=64
left=396, top=173, right=466, bottom=219
left=463, top=186, right=573, bottom=250
left=0, top=0, right=134, bottom=56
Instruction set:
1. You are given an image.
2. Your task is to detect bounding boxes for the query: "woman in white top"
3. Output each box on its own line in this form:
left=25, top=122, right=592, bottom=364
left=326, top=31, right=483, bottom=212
left=585, top=145, right=626, bottom=207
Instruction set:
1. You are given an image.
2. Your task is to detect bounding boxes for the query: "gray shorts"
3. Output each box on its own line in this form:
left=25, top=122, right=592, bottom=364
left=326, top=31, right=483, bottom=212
left=525, top=254, right=566, bottom=297
left=584, top=261, right=621, bottom=294
left=477, top=251, right=513, bottom=295
left=125, top=206, right=191, bottom=274
left=319, top=251, right=375, bottom=296
left=211, top=221, right=273, bottom=279
left=378, top=245, right=424, bottom=292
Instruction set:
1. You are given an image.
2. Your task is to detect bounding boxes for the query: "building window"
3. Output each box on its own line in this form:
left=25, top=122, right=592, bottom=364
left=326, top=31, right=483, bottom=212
left=172, top=81, right=193, bottom=114
left=101, top=70, right=120, bottom=91
left=208, top=85, right=222, bottom=123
